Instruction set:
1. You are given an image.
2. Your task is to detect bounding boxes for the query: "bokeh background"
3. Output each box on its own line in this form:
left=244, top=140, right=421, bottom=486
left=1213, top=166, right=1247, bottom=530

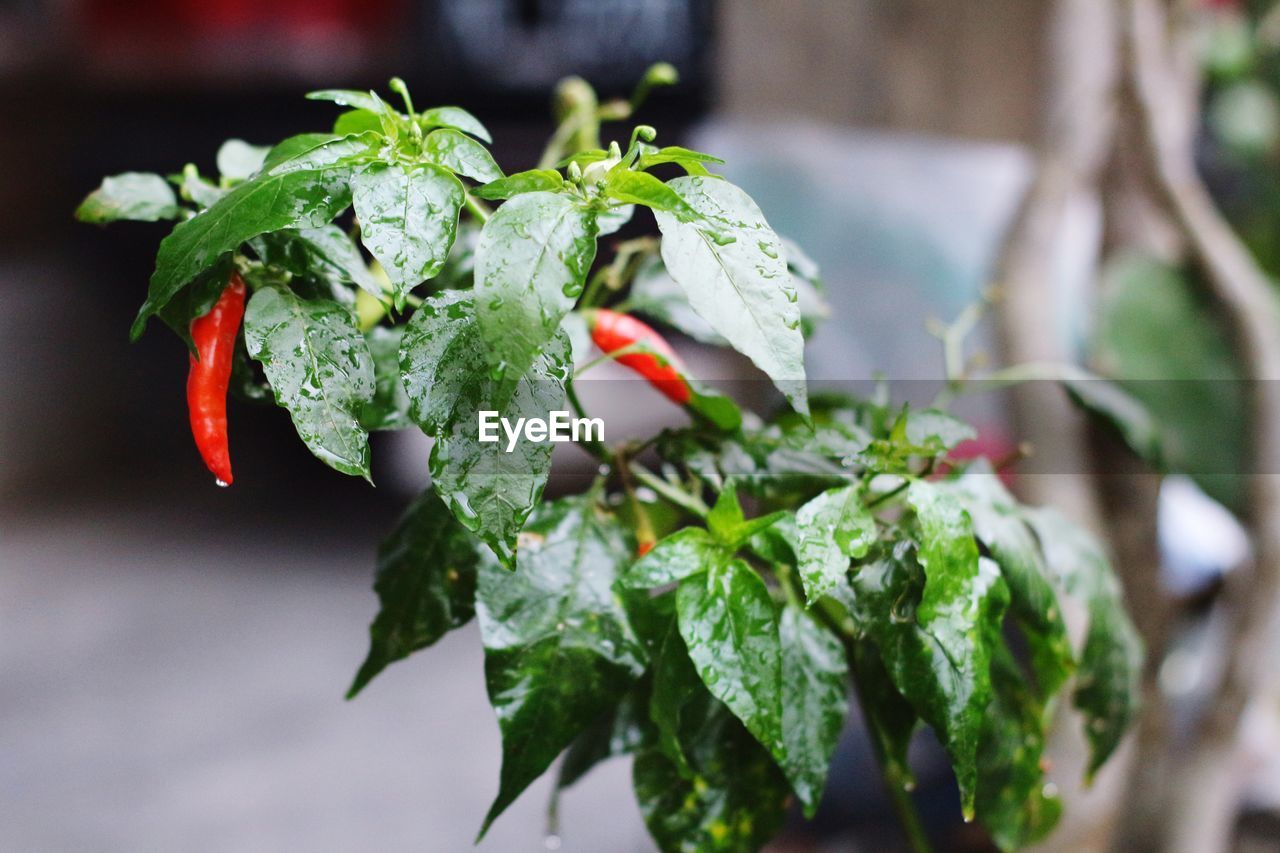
left=3, top=1, right=1277, bottom=851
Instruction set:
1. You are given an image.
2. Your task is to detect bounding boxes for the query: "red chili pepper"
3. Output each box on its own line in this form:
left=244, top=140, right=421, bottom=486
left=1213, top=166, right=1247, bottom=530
left=187, top=272, right=247, bottom=486
left=586, top=308, right=691, bottom=405
left=636, top=539, right=656, bottom=557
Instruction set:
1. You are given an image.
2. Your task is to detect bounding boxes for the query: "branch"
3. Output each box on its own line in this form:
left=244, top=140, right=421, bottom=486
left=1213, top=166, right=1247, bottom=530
left=1125, top=0, right=1280, bottom=849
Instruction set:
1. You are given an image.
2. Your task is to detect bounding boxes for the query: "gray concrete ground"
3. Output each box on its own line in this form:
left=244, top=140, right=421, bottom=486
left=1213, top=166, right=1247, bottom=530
left=0, top=505, right=654, bottom=853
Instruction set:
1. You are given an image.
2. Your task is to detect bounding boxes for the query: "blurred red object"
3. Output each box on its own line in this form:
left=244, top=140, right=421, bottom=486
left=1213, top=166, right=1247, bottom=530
left=77, top=0, right=403, bottom=83
left=937, top=425, right=1018, bottom=488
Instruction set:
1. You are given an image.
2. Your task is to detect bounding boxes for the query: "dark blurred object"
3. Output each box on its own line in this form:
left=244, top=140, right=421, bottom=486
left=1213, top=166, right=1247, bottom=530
left=417, top=0, right=713, bottom=101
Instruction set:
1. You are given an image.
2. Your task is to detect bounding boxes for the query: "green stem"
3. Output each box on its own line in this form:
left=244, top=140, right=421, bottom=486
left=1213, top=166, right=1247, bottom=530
left=464, top=193, right=492, bottom=224
left=565, top=382, right=608, bottom=461
left=849, top=662, right=932, bottom=853
left=575, top=341, right=648, bottom=376
left=628, top=463, right=709, bottom=518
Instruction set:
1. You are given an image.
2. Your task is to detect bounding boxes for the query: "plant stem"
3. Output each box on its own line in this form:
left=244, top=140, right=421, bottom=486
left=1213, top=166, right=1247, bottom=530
left=464, top=192, right=491, bottom=224
left=876, top=745, right=932, bottom=853
left=628, top=463, right=709, bottom=518
left=845, top=648, right=933, bottom=853
left=565, top=382, right=608, bottom=461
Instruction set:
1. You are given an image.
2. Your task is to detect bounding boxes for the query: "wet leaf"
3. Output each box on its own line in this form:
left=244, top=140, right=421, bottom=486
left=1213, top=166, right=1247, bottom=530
left=778, top=605, right=848, bottom=816
left=942, top=463, right=1074, bottom=697
left=474, top=191, right=598, bottom=382
left=473, top=169, right=564, bottom=200
left=676, top=560, right=783, bottom=762
left=422, top=128, right=503, bottom=184
left=976, top=645, right=1062, bottom=851
left=904, top=409, right=977, bottom=452
left=849, top=540, right=1006, bottom=821
left=793, top=484, right=876, bottom=604
left=654, top=176, right=807, bottom=416
left=243, top=287, right=375, bottom=478
left=351, top=162, right=464, bottom=305
left=400, top=290, right=570, bottom=567
left=251, top=224, right=380, bottom=298
left=360, top=326, right=411, bottom=430
left=633, top=690, right=789, bottom=853
left=347, top=487, right=480, bottom=697
left=216, top=139, right=271, bottom=181
left=903, top=480, right=995, bottom=817
left=135, top=134, right=377, bottom=339
left=557, top=684, right=651, bottom=789
left=1025, top=508, right=1143, bottom=779
left=417, top=105, right=492, bottom=143
left=475, top=497, right=646, bottom=836
left=76, top=172, right=180, bottom=224
left=623, top=527, right=724, bottom=588
left=605, top=170, right=698, bottom=219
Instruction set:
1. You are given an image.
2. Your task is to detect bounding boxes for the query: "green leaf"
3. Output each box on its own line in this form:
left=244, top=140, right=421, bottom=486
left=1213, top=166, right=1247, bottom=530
left=1025, top=508, right=1143, bottom=779
left=360, top=326, right=411, bottom=430
left=653, top=176, right=807, bottom=416
left=1062, top=374, right=1164, bottom=469
left=243, top=287, right=375, bottom=478
left=557, top=685, right=651, bottom=789
left=430, top=220, right=481, bottom=291
left=347, top=487, right=480, bottom=697
left=942, top=464, right=1074, bottom=697
left=216, top=139, right=271, bottom=181
left=417, top=105, right=492, bottom=143
left=399, top=290, right=571, bottom=567
left=250, top=225, right=380, bottom=298
left=333, top=108, right=384, bottom=136
left=780, top=236, right=832, bottom=338
left=475, top=496, right=646, bottom=837
left=976, top=646, right=1062, bottom=851
left=904, top=479, right=992, bottom=817
left=628, top=255, right=726, bottom=344
left=793, top=484, right=876, bottom=604
left=350, top=161, right=465, bottom=304
left=605, top=170, right=698, bottom=219
left=76, top=172, right=180, bottom=223
left=778, top=605, right=848, bottom=816
left=849, top=540, right=1006, bottom=821
left=179, top=168, right=227, bottom=210
left=633, top=699, right=789, bottom=853
left=904, top=409, right=977, bottom=452
left=597, top=204, right=635, bottom=236
left=134, top=135, right=374, bottom=339
left=473, top=169, right=564, bottom=200
left=156, top=255, right=235, bottom=350
left=704, top=486, right=786, bottom=546
left=687, top=386, right=743, bottom=432
left=422, top=128, right=503, bottom=183
left=306, top=88, right=384, bottom=112
left=676, top=560, right=783, bottom=761
left=638, top=145, right=725, bottom=173
left=623, top=527, right=723, bottom=588
left=1094, top=252, right=1246, bottom=509
left=265, top=132, right=376, bottom=174
left=261, top=133, right=340, bottom=170
left=474, top=191, right=598, bottom=382
left=648, top=623, right=706, bottom=778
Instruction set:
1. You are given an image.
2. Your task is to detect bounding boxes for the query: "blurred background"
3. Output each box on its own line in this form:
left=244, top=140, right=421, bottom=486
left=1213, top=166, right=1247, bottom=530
left=3, top=0, right=1280, bottom=851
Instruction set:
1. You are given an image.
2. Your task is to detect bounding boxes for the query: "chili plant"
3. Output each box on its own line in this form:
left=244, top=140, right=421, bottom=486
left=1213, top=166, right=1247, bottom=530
left=76, top=69, right=1142, bottom=852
